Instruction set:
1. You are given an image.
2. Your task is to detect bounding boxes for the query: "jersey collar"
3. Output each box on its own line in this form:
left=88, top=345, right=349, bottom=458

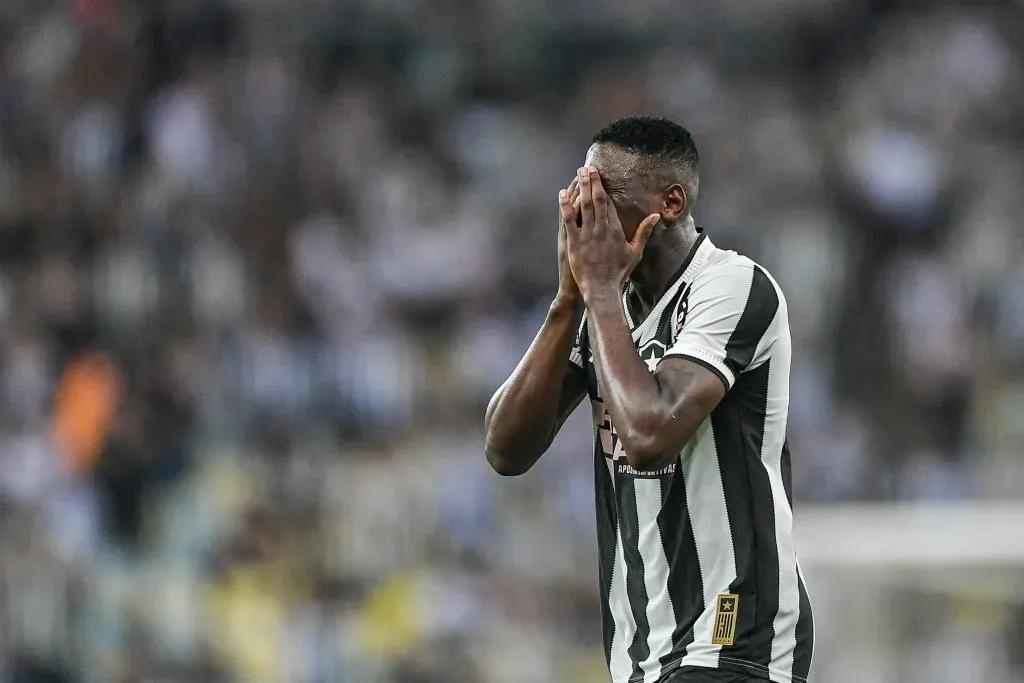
left=624, top=229, right=714, bottom=340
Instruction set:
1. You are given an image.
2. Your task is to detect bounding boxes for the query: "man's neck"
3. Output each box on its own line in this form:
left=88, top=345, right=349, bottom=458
left=629, top=216, right=699, bottom=306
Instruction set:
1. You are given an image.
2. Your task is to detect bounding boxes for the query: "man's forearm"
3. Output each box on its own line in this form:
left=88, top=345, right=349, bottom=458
left=484, top=296, right=584, bottom=474
left=584, top=288, right=668, bottom=466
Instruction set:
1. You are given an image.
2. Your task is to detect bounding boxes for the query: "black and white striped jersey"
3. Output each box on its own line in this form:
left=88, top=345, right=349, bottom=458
left=569, top=231, right=814, bottom=683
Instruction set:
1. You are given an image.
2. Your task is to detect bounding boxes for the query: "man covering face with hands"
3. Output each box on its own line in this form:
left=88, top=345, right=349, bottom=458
left=485, top=116, right=813, bottom=683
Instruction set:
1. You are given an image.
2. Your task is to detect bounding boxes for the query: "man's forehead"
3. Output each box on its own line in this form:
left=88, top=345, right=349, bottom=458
left=584, top=143, right=634, bottom=184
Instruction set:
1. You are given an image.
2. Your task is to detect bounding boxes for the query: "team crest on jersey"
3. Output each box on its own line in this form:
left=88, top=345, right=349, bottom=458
left=712, top=594, right=739, bottom=646
left=638, top=340, right=666, bottom=373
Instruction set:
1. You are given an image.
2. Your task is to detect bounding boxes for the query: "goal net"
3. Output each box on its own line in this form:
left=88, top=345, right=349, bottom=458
left=796, top=503, right=1024, bottom=683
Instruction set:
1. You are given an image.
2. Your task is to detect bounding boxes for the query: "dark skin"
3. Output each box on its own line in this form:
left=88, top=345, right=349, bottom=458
left=484, top=142, right=726, bottom=475
left=567, top=144, right=726, bottom=470
left=482, top=176, right=588, bottom=476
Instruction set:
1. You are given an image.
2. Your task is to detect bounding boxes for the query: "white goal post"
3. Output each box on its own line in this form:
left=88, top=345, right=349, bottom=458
left=794, top=502, right=1024, bottom=568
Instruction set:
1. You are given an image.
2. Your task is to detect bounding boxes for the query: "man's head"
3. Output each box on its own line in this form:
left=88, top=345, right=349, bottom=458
left=584, top=116, right=699, bottom=241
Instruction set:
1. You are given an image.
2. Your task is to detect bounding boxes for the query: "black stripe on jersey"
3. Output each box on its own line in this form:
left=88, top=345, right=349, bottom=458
left=724, top=266, right=779, bottom=377
left=657, top=465, right=703, bottom=676
left=617, top=476, right=652, bottom=680
left=793, top=571, right=814, bottom=681
left=579, top=324, right=601, bottom=401
left=712, top=361, right=779, bottom=671
left=781, top=440, right=793, bottom=507
left=623, top=285, right=644, bottom=332
left=595, top=442, right=619, bottom=666
left=653, top=287, right=683, bottom=341
left=710, top=365, right=757, bottom=662
left=680, top=356, right=730, bottom=391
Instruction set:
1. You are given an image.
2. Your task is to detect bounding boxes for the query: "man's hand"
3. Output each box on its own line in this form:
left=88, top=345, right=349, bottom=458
left=565, top=165, right=659, bottom=301
left=556, top=177, right=583, bottom=304
left=561, top=166, right=660, bottom=302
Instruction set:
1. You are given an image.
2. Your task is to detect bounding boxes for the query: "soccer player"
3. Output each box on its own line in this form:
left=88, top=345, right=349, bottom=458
left=484, top=117, right=813, bottom=683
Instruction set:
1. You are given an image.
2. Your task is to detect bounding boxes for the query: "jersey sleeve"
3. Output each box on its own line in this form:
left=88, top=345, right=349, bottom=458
left=661, top=262, right=780, bottom=390
left=568, top=311, right=588, bottom=372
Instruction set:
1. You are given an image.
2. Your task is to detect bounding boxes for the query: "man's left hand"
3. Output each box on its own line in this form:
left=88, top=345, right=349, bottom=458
left=560, top=166, right=660, bottom=302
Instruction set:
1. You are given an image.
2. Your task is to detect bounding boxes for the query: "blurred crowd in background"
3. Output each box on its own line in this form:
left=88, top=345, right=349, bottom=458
left=1, top=0, right=1023, bottom=681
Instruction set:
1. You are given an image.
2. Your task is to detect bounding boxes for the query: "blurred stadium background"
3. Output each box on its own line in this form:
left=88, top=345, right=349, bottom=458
left=1, top=0, right=1024, bottom=681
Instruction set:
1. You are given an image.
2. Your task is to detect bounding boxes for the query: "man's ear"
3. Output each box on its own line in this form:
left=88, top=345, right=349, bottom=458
left=660, top=184, right=687, bottom=221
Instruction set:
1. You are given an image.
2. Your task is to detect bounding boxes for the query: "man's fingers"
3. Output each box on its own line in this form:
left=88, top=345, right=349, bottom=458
left=631, top=213, right=661, bottom=253
left=578, top=166, right=595, bottom=228
left=558, top=188, right=577, bottom=229
left=587, top=167, right=610, bottom=218
left=568, top=175, right=582, bottom=225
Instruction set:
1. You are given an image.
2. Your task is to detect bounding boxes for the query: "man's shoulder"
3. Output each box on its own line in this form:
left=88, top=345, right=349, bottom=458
left=695, top=245, right=783, bottom=297
left=688, top=246, right=789, bottom=332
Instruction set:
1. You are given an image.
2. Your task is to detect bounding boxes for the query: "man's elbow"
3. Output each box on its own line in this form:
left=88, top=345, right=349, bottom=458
left=621, top=428, right=678, bottom=472
left=485, top=450, right=532, bottom=477
left=624, top=448, right=672, bottom=472
left=483, top=435, right=540, bottom=477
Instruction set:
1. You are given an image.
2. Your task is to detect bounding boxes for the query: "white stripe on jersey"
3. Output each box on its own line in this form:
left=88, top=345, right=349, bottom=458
left=679, top=418, right=737, bottom=669
left=634, top=478, right=676, bottom=682
left=607, top=458, right=636, bottom=683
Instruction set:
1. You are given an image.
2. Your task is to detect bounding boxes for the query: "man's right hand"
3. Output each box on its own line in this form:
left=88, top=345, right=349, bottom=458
left=557, top=177, right=583, bottom=304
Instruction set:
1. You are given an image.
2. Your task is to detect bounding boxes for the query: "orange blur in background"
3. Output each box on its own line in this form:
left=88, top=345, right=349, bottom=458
left=52, top=350, right=120, bottom=475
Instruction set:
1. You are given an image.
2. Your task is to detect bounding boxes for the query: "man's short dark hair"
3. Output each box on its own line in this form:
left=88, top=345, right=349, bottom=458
left=592, top=116, right=700, bottom=210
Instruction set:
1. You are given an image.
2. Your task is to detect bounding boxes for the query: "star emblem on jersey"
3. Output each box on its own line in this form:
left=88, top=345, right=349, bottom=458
left=639, top=340, right=666, bottom=373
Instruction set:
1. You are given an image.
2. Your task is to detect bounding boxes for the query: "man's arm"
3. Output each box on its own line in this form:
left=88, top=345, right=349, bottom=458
left=484, top=298, right=587, bottom=476
left=586, top=263, right=780, bottom=471
left=585, top=293, right=723, bottom=471
left=485, top=176, right=590, bottom=476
